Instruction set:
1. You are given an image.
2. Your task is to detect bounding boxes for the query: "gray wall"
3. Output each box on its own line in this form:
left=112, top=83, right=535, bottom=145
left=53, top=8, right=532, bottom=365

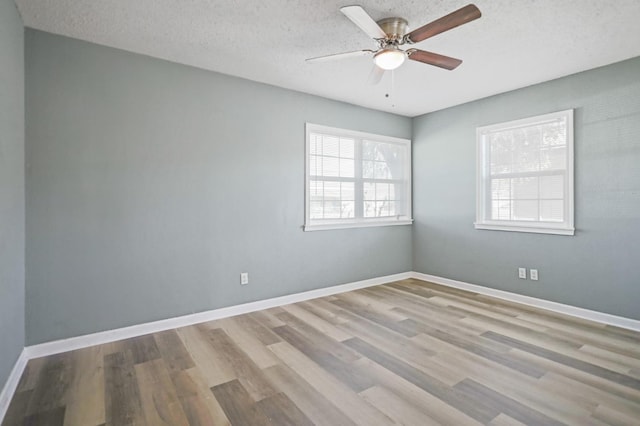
left=25, top=30, right=412, bottom=345
left=0, top=0, right=25, bottom=388
left=413, top=57, right=640, bottom=320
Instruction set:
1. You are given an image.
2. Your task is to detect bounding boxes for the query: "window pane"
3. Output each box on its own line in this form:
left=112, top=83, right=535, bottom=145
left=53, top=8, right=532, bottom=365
left=323, top=136, right=339, bottom=157
left=540, top=175, right=564, bottom=199
left=340, top=182, right=354, bottom=200
left=309, top=155, right=319, bottom=176
left=388, top=201, right=396, bottom=216
left=376, top=183, right=390, bottom=200
left=513, top=177, right=538, bottom=200
left=374, top=161, right=391, bottom=179
left=339, top=158, right=354, bottom=178
left=322, top=156, right=339, bottom=177
left=492, top=200, right=511, bottom=220
left=341, top=201, right=354, bottom=218
left=310, top=201, right=323, bottom=219
left=540, top=200, right=564, bottom=222
left=340, top=138, right=355, bottom=159
left=543, top=121, right=566, bottom=146
left=362, top=140, right=376, bottom=160
left=513, top=200, right=538, bottom=221
left=491, top=178, right=511, bottom=199
left=324, top=201, right=341, bottom=218
left=309, top=180, right=323, bottom=198
left=363, top=183, right=375, bottom=200
left=362, top=160, right=374, bottom=179
left=364, top=201, right=376, bottom=217
left=540, top=146, right=566, bottom=170
left=376, top=201, right=391, bottom=217
left=324, top=181, right=339, bottom=198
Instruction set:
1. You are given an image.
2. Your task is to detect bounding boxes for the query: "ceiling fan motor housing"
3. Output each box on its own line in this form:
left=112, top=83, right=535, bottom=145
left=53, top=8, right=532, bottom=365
left=377, top=17, right=408, bottom=42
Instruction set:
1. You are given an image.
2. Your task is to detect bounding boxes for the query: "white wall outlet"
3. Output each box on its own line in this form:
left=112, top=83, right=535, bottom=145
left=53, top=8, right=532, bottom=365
left=518, top=268, right=527, bottom=279
left=240, top=272, right=249, bottom=285
left=530, top=269, right=538, bottom=281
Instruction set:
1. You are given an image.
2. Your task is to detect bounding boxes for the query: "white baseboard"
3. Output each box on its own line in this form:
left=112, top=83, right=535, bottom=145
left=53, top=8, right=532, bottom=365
left=0, top=349, right=28, bottom=422
left=25, top=271, right=413, bottom=360
left=411, top=272, right=640, bottom=332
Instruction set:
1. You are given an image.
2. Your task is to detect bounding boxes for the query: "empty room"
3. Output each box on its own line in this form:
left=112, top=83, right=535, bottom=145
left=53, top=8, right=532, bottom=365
left=1, top=0, right=640, bottom=424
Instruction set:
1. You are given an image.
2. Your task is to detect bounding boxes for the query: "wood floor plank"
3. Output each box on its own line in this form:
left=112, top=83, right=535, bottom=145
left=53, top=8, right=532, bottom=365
left=16, top=357, right=46, bottom=393
left=121, top=334, right=161, bottom=365
left=484, top=331, right=640, bottom=391
left=236, top=312, right=282, bottom=345
left=254, top=392, right=314, bottom=426
left=329, top=297, right=417, bottom=337
left=275, top=310, right=360, bottom=362
left=268, top=341, right=394, bottom=425
left=134, top=359, right=189, bottom=425
left=210, top=380, right=272, bottom=426
left=175, top=325, right=236, bottom=387
left=103, top=351, right=145, bottom=426
left=203, top=327, right=277, bottom=401
left=23, top=406, right=66, bottom=426
left=272, top=324, right=375, bottom=392
left=353, top=356, right=483, bottom=425
left=262, top=364, right=357, bottom=426
left=25, top=353, right=74, bottom=416
left=403, top=318, right=547, bottom=378
left=63, top=346, right=106, bottom=426
left=170, top=368, right=230, bottom=425
left=281, top=302, right=353, bottom=342
left=359, top=385, right=440, bottom=426
left=206, top=316, right=280, bottom=369
left=344, top=336, right=500, bottom=423
left=1, top=390, right=32, bottom=426
left=453, top=378, right=565, bottom=426
left=153, top=329, right=195, bottom=373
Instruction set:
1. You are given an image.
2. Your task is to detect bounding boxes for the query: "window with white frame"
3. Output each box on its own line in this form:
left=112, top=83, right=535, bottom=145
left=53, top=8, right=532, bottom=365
left=475, top=109, right=574, bottom=235
left=305, top=123, right=412, bottom=231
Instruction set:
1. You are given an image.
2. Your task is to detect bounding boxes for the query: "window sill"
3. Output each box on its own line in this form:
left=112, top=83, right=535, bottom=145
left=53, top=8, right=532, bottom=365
left=474, top=222, right=574, bottom=236
left=304, top=219, right=413, bottom=232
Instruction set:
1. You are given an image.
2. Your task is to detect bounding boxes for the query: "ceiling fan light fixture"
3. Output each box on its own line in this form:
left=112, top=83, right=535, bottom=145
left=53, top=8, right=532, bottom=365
left=374, top=47, right=406, bottom=70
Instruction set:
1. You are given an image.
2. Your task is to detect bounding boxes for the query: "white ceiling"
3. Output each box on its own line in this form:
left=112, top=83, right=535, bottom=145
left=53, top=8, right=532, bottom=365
left=15, top=0, right=640, bottom=117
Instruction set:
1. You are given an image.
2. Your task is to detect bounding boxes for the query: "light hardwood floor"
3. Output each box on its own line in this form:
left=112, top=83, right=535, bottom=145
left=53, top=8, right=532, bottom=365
left=3, top=278, right=640, bottom=425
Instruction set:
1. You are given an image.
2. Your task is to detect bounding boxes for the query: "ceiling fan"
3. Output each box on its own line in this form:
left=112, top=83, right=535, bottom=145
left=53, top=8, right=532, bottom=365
left=307, top=4, right=481, bottom=83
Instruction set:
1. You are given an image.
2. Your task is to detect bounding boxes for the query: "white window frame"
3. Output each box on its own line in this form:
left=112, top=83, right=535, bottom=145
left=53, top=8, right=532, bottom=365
left=475, top=109, right=575, bottom=236
left=304, top=123, right=412, bottom=231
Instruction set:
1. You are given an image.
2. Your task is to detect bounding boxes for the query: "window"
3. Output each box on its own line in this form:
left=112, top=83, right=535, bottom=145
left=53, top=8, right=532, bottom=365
left=475, top=109, right=574, bottom=235
left=305, top=123, right=412, bottom=231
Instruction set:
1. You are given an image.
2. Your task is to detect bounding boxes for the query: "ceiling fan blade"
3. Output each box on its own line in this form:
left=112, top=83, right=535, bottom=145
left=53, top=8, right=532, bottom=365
left=306, top=50, right=373, bottom=63
left=340, top=6, right=387, bottom=39
left=368, top=65, right=385, bottom=85
left=407, top=49, right=462, bottom=70
left=405, top=4, right=481, bottom=44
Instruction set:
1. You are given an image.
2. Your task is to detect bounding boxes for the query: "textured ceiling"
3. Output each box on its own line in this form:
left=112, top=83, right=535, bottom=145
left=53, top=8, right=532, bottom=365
left=15, top=0, right=640, bottom=117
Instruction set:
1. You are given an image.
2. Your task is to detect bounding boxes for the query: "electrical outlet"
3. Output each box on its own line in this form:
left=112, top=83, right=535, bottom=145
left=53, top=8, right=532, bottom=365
left=530, top=269, right=538, bottom=281
left=518, top=268, right=527, bottom=279
left=240, top=272, right=249, bottom=285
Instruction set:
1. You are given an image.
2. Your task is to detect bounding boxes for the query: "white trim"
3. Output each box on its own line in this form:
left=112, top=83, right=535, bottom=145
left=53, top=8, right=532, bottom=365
left=474, top=223, right=575, bottom=235
left=304, top=219, right=413, bottom=232
left=0, top=349, right=28, bottom=422
left=410, top=272, right=640, bottom=332
left=24, top=272, right=412, bottom=360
